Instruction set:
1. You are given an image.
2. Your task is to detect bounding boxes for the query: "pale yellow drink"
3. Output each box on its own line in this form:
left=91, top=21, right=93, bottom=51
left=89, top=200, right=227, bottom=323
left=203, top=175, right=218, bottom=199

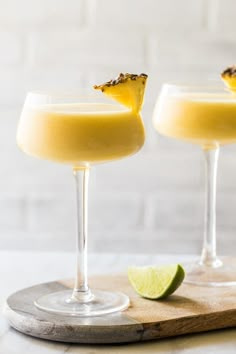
left=153, top=92, right=236, bottom=148
left=17, top=103, right=145, bottom=167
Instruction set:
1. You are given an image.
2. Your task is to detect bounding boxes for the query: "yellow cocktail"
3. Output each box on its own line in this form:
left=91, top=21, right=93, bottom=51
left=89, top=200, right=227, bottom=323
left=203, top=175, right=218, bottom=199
left=153, top=83, right=236, bottom=286
left=16, top=75, right=147, bottom=317
left=17, top=101, right=144, bottom=167
left=153, top=91, right=236, bottom=148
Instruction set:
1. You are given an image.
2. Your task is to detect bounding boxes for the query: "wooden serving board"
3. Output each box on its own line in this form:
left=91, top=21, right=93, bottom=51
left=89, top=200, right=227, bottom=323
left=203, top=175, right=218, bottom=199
left=4, top=274, right=236, bottom=344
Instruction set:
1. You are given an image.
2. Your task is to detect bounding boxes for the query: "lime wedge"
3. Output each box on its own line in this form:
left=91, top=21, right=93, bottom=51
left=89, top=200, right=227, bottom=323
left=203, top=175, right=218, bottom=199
left=128, top=264, right=185, bottom=299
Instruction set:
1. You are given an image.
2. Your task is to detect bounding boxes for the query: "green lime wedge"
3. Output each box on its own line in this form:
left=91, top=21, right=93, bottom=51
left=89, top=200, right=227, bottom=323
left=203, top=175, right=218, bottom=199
left=128, top=264, right=185, bottom=299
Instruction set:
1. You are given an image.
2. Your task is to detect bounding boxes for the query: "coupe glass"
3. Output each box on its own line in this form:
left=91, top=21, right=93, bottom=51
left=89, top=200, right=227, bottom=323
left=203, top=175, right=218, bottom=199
left=153, top=83, right=236, bottom=286
left=17, top=91, right=145, bottom=316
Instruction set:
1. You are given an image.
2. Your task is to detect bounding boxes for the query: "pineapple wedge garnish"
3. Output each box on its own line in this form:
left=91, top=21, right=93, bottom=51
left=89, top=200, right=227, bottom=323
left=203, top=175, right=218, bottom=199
left=94, top=73, right=148, bottom=113
left=221, top=65, right=236, bottom=91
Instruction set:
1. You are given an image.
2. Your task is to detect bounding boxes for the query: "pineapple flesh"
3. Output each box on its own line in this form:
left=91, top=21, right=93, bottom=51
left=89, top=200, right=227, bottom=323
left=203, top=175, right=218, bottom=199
left=221, top=65, right=236, bottom=91
left=94, top=73, right=148, bottom=113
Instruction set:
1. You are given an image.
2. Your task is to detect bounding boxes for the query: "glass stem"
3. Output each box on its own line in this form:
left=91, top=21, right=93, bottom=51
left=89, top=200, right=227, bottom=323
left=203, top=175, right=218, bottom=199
left=200, top=147, right=222, bottom=268
left=72, top=168, right=93, bottom=303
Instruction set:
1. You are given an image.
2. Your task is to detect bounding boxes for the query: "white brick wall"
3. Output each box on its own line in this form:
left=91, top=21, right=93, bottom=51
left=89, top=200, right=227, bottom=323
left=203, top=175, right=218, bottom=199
left=210, top=0, right=236, bottom=33
left=0, top=0, right=84, bottom=26
left=146, top=192, right=204, bottom=231
left=0, top=0, right=235, bottom=254
left=0, top=33, right=23, bottom=66
left=148, top=34, right=236, bottom=74
left=29, top=30, right=146, bottom=72
left=90, top=0, right=205, bottom=30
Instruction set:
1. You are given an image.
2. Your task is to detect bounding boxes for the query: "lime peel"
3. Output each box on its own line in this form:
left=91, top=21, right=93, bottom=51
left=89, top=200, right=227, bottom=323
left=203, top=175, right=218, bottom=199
left=128, top=264, right=185, bottom=299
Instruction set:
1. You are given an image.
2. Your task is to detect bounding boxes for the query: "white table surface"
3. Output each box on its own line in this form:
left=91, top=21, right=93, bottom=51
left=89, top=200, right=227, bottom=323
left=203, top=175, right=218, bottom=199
left=0, top=251, right=235, bottom=353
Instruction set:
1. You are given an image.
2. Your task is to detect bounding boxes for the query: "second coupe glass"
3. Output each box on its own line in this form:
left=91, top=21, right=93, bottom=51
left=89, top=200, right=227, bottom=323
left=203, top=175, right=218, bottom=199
left=153, top=83, right=236, bottom=286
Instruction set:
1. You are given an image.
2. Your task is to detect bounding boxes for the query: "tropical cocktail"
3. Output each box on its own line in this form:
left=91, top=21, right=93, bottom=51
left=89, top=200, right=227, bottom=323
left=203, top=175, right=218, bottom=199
left=17, top=73, right=147, bottom=315
left=153, top=72, right=236, bottom=286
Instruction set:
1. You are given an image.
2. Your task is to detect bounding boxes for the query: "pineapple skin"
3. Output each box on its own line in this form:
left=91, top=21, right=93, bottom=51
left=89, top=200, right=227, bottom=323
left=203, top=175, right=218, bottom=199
left=221, top=66, right=236, bottom=91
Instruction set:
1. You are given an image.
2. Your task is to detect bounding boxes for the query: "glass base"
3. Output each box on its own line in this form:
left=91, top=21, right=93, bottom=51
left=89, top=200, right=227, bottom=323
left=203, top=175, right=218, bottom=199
left=35, top=289, right=130, bottom=317
left=184, top=257, right=236, bottom=287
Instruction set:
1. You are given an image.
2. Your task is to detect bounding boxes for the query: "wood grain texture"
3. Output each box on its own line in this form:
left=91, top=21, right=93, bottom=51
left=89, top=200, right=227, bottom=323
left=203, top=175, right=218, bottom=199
left=3, top=274, right=236, bottom=344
